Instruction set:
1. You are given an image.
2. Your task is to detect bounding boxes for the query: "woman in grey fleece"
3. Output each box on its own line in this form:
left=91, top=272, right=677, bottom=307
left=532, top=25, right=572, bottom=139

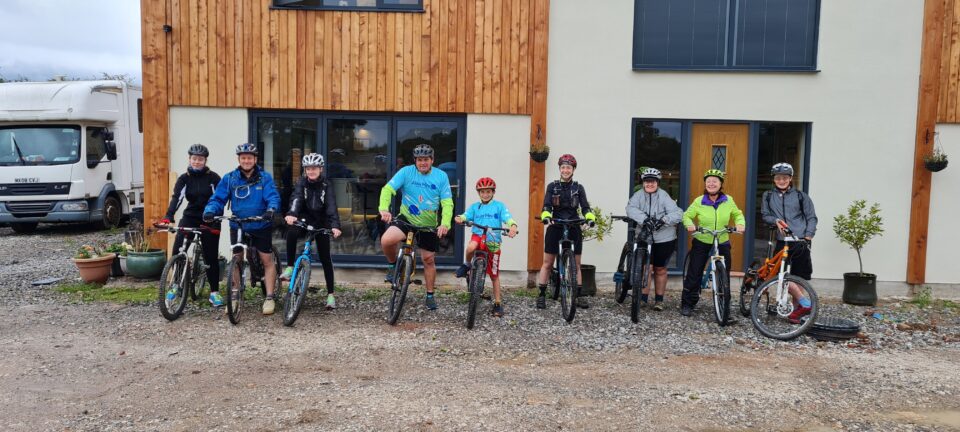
left=625, top=168, right=684, bottom=310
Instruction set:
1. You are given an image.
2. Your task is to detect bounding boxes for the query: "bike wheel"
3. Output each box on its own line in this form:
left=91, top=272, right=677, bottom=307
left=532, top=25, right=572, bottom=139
left=225, top=256, right=246, bottom=325
left=270, top=249, right=283, bottom=306
left=283, top=260, right=311, bottom=327
left=387, top=255, right=413, bottom=325
left=712, top=262, right=731, bottom=326
left=158, top=254, right=189, bottom=321
left=739, top=274, right=755, bottom=318
left=550, top=269, right=560, bottom=300
left=466, top=258, right=486, bottom=329
left=614, top=244, right=631, bottom=304
left=750, top=275, right=819, bottom=340
left=630, top=249, right=649, bottom=324
left=189, top=246, right=207, bottom=301
left=559, top=250, right=578, bottom=323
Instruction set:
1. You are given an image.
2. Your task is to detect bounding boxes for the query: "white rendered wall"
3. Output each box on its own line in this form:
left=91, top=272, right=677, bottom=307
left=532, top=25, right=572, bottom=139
left=926, top=124, right=960, bottom=284
left=547, top=0, right=925, bottom=282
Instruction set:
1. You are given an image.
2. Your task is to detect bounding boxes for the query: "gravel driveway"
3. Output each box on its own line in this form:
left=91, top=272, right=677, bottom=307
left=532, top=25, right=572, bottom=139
left=1, top=224, right=958, bottom=431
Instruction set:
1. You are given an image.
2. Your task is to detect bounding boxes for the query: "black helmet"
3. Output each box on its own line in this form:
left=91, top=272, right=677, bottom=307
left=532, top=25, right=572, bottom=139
left=235, top=143, right=257, bottom=155
left=412, top=144, right=434, bottom=158
left=188, top=143, right=209, bottom=157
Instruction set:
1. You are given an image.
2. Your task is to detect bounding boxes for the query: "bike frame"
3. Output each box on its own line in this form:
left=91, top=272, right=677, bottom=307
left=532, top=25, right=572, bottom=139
left=696, top=227, right=737, bottom=292
left=770, top=231, right=804, bottom=316
left=464, top=221, right=509, bottom=280
left=288, top=220, right=331, bottom=294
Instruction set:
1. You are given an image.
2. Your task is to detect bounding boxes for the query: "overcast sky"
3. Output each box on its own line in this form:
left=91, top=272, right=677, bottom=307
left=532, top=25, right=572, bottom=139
left=0, top=1, right=142, bottom=83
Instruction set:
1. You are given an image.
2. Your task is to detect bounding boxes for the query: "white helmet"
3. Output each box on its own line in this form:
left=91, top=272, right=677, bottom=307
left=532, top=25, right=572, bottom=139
left=771, top=162, right=794, bottom=176
left=640, top=167, right=662, bottom=181
left=302, top=153, right=325, bottom=168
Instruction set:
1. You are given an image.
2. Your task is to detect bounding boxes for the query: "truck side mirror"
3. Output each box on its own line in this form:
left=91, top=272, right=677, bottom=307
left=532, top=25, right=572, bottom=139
left=105, top=140, right=117, bottom=161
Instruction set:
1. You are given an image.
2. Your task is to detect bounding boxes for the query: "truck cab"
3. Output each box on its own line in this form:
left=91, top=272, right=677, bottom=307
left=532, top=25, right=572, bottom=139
left=0, top=80, right=144, bottom=233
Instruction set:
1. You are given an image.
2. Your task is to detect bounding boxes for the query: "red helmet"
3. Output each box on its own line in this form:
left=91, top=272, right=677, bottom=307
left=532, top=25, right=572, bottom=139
left=558, top=154, right=577, bottom=168
left=475, top=177, right=496, bottom=190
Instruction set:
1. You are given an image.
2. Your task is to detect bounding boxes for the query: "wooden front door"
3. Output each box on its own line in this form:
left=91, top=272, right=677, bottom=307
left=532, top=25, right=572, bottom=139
left=689, top=123, right=749, bottom=272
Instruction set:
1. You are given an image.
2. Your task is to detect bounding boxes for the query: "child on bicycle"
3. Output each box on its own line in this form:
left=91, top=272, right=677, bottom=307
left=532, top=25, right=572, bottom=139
left=681, top=169, right=745, bottom=317
left=160, top=144, right=222, bottom=306
left=203, top=143, right=281, bottom=315
left=761, top=162, right=818, bottom=323
left=537, top=154, right=596, bottom=310
left=282, top=153, right=343, bottom=310
left=454, top=177, right=519, bottom=317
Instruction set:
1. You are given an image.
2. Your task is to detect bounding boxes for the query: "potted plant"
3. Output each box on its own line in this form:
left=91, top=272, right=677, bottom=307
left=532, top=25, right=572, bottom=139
left=529, top=125, right=550, bottom=162
left=71, top=242, right=116, bottom=284
left=124, top=219, right=165, bottom=279
left=105, top=242, right=126, bottom=276
left=117, top=242, right=131, bottom=274
left=832, top=200, right=884, bottom=306
left=579, top=206, right=614, bottom=297
left=923, top=146, right=948, bottom=172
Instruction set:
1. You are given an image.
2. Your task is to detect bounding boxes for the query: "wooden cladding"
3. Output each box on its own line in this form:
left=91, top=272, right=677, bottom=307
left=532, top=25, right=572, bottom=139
left=939, top=0, right=960, bottom=122
left=161, top=0, right=547, bottom=114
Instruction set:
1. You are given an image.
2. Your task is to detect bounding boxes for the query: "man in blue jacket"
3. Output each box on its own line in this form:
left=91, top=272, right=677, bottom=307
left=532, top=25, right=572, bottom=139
left=203, top=143, right=282, bottom=315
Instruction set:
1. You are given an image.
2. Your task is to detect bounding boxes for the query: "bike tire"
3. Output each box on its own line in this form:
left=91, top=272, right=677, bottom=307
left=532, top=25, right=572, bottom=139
left=158, top=254, right=189, bottom=321
left=630, top=248, right=649, bottom=324
left=614, top=243, right=631, bottom=304
left=750, top=275, right=819, bottom=340
left=270, top=249, right=283, bottom=306
left=225, top=256, right=246, bottom=325
left=466, top=257, right=486, bottom=330
left=189, top=246, right=207, bottom=301
left=283, top=260, right=311, bottom=327
left=559, top=250, right=578, bottom=323
left=712, top=261, right=731, bottom=326
left=550, top=269, right=560, bottom=300
left=387, top=255, right=413, bottom=325
left=739, top=273, right=755, bottom=318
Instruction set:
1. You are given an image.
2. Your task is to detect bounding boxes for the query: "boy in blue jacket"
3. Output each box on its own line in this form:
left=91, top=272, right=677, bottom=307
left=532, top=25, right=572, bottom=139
left=203, top=143, right=282, bottom=315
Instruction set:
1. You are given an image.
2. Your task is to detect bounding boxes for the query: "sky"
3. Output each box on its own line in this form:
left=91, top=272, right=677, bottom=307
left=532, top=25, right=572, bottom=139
left=0, top=1, right=142, bottom=83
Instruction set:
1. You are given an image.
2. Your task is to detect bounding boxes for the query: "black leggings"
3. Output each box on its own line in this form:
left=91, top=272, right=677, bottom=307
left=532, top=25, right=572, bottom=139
left=172, top=217, right=221, bottom=292
left=285, top=225, right=335, bottom=294
left=681, top=240, right=732, bottom=308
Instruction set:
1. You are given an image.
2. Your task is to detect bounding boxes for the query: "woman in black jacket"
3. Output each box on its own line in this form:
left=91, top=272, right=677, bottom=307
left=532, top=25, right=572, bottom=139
left=160, top=144, right=223, bottom=306
left=282, top=153, right=342, bottom=309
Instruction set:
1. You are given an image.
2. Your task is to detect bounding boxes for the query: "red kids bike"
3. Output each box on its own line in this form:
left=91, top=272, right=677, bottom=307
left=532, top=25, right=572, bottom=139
left=460, top=221, right=514, bottom=329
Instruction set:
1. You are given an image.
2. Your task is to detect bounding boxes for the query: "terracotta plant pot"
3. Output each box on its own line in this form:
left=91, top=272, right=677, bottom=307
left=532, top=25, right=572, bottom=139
left=126, top=249, right=166, bottom=279
left=72, top=253, right=117, bottom=284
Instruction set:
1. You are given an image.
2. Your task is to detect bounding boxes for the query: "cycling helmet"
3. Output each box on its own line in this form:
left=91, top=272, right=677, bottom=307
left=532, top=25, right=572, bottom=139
left=188, top=143, right=209, bottom=157
left=235, top=142, right=257, bottom=155
left=771, top=162, right=794, bottom=176
left=302, top=153, right=324, bottom=168
left=412, top=144, right=434, bottom=158
left=475, top=177, right=496, bottom=191
left=558, top=154, right=577, bottom=168
left=703, top=168, right=725, bottom=182
left=640, top=167, right=662, bottom=181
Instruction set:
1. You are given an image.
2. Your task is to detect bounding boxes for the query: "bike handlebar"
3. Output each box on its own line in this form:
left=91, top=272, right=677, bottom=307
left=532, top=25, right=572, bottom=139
left=153, top=223, right=220, bottom=235
left=546, top=218, right=587, bottom=225
left=695, top=226, right=741, bottom=236
left=290, top=219, right=333, bottom=234
left=214, top=215, right=264, bottom=224
left=390, top=216, right=438, bottom=233
left=461, top=220, right=517, bottom=234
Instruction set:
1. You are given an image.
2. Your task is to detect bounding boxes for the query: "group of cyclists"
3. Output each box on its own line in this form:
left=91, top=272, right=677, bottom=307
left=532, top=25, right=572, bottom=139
left=161, top=140, right=818, bottom=323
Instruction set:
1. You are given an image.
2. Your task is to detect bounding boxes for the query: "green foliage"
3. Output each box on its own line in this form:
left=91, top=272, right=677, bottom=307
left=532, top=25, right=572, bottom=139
left=74, top=242, right=109, bottom=259
left=360, top=288, right=390, bottom=302
left=832, top=200, right=884, bottom=274
left=582, top=206, right=613, bottom=242
left=923, top=146, right=948, bottom=163
left=911, top=286, right=933, bottom=309
left=56, top=283, right=155, bottom=304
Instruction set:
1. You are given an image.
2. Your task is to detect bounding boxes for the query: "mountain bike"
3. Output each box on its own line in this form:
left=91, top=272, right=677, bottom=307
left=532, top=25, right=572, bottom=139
left=282, top=219, right=332, bottom=327
left=459, top=221, right=514, bottom=329
left=749, top=223, right=819, bottom=340
left=385, top=217, right=435, bottom=325
left=155, top=223, right=219, bottom=321
left=546, top=218, right=586, bottom=323
left=216, top=215, right=282, bottom=325
left=682, top=226, right=740, bottom=326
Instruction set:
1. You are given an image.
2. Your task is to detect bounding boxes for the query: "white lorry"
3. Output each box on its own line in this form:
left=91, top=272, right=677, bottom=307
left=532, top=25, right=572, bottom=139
left=0, top=80, right=144, bottom=233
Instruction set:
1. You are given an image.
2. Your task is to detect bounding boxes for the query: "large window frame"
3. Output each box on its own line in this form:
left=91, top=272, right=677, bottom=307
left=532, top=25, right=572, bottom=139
left=632, top=0, right=821, bottom=72
left=271, top=0, right=424, bottom=12
left=249, top=110, right=465, bottom=268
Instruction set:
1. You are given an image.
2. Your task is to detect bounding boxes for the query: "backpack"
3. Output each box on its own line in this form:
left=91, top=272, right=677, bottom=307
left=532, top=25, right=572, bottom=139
left=764, top=188, right=806, bottom=224
left=550, top=180, right=579, bottom=208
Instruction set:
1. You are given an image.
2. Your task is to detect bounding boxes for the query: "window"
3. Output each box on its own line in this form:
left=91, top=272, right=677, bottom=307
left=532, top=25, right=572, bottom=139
left=751, top=122, right=807, bottom=261
left=632, top=120, right=683, bottom=270
left=137, top=98, right=143, bottom=133
left=272, top=0, right=423, bottom=12
left=633, top=0, right=819, bottom=70
left=86, top=126, right=108, bottom=167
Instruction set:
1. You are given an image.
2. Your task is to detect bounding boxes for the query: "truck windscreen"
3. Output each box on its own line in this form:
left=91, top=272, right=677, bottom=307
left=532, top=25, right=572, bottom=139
left=0, top=126, right=81, bottom=166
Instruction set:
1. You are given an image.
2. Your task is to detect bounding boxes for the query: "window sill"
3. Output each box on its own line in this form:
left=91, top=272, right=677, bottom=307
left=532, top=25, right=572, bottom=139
left=632, top=67, right=821, bottom=73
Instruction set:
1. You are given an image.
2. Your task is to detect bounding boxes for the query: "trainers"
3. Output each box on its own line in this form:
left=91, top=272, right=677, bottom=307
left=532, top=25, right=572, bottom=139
left=455, top=263, right=470, bottom=278
left=280, top=266, right=294, bottom=280
left=787, top=306, right=812, bottom=324
left=536, top=294, right=546, bottom=309
left=209, top=291, right=224, bottom=307
left=652, top=301, right=664, bottom=311
left=384, top=264, right=396, bottom=283
left=680, top=305, right=693, bottom=317
left=425, top=293, right=437, bottom=310
left=325, top=293, right=337, bottom=310
left=262, top=298, right=276, bottom=315
left=492, top=302, right=504, bottom=317
left=576, top=297, right=590, bottom=309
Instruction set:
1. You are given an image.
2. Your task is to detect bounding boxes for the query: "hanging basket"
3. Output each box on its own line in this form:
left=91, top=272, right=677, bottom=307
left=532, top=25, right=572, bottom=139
left=924, top=159, right=948, bottom=172
left=530, top=151, right=549, bottom=163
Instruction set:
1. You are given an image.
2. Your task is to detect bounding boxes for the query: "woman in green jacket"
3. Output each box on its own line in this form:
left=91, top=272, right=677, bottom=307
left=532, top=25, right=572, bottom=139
left=681, top=169, right=745, bottom=317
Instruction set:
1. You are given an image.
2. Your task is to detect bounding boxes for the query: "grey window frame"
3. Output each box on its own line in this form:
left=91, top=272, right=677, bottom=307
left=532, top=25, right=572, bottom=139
left=271, top=0, right=424, bottom=13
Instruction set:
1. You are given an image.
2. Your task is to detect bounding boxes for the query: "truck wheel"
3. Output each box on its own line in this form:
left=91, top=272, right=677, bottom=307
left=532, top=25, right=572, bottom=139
left=10, top=222, right=39, bottom=234
left=96, top=196, right=122, bottom=230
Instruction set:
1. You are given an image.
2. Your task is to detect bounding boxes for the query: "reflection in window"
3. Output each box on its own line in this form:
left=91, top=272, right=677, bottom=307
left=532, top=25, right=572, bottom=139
left=86, top=127, right=107, bottom=164
left=752, top=122, right=806, bottom=261
left=633, top=120, right=682, bottom=269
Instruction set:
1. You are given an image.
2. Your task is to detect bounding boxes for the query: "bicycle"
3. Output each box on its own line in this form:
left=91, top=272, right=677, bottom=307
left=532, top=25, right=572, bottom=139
left=459, top=220, right=514, bottom=329
left=155, top=223, right=219, bottom=321
left=611, top=216, right=636, bottom=305
left=281, top=219, right=332, bottom=327
left=545, top=218, right=586, bottom=323
left=612, top=215, right=665, bottom=323
left=216, top=215, right=282, bottom=325
left=682, top=226, right=740, bottom=326
left=739, top=225, right=786, bottom=318
left=748, top=223, right=819, bottom=340
left=385, top=217, right=435, bottom=325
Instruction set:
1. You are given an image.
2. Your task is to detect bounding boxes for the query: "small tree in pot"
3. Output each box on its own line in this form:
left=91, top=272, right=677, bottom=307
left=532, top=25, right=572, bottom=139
left=832, top=200, right=884, bottom=305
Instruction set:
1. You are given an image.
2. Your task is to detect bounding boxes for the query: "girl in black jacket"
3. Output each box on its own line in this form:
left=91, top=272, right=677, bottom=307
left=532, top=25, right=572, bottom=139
left=282, top=153, right=342, bottom=309
left=161, top=144, right=223, bottom=306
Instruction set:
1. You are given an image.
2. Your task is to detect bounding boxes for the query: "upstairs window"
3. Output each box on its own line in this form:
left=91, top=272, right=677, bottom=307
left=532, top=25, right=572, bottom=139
left=633, top=0, right=819, bottom=71
left=273, top=0, right=423, bottom=12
